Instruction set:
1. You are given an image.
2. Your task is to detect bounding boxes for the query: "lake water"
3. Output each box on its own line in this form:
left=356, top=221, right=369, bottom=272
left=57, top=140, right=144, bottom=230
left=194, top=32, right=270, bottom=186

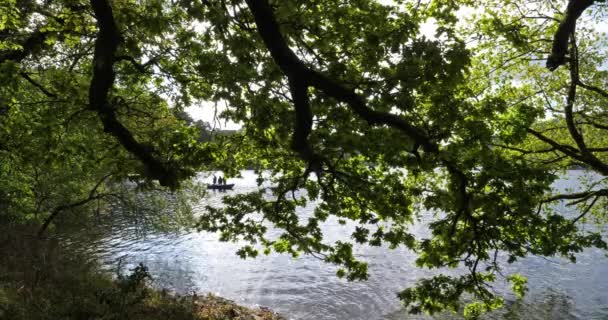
left=78, top=170, right=608, bottom=319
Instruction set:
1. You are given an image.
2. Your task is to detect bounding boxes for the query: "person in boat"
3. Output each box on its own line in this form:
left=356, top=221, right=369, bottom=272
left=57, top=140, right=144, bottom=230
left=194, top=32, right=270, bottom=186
left=218, top=176, right=223, bottom=185
left=223, top=177, right=227, bottom=185
left=213, top=175, right=217, bottom=184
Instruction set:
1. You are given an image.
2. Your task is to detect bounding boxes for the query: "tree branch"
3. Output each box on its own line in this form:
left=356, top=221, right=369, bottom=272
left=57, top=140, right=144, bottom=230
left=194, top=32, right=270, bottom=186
left=89, top=0, right=181, bottom=188
left=38, top=172, right=114, bottom=237
left=576, top=79, right=608, bottom=99
left=572, top=195, right=600, bottom=223
left=0, top=30, right=48, bottom=64
left=245, top=0, right=475, bottom=253
left=563, top=32, right=591, bottom=158
left=19, top=72, right=57, bottom=98
left=542, top=188, right=608, bottom=204
left=115, top=55, right=158, bottom=73
left=527, top=128, right=583, bottom=159
left=491, top=143, right=557, bottom=155
left=546, top=0, right=595, bottom=70
left=244, top=0, right=436, bottom=153
left=288, top=77, right=322, bottom=174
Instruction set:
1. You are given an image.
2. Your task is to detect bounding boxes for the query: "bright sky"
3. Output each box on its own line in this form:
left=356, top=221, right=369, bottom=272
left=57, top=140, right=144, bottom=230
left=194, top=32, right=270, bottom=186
left=186, top=102, right=240, bottom=130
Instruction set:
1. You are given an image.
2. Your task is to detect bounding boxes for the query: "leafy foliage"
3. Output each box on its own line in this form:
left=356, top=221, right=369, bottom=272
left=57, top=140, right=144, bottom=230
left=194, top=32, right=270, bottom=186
left=1, top=0, right=607, bottom=317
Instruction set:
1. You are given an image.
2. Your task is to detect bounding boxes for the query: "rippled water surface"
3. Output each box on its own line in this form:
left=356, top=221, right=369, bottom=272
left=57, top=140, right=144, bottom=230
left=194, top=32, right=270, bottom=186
left=76, top=171, right=608, bottom=319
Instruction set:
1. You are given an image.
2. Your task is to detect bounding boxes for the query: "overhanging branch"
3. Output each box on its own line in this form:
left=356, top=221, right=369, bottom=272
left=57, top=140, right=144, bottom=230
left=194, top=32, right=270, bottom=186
left=577, top=80, right=608, bottom=99
left=89, top=0, right=180, bottom=188
left=546, top=0, right=595, bottom=70
left=244, top=0, right=475, bottom=249
left=244, top=0, right=436, bottom=153
left=19, top=72, right=57, bottom=98
left=38, top=172, right=114, bottom=237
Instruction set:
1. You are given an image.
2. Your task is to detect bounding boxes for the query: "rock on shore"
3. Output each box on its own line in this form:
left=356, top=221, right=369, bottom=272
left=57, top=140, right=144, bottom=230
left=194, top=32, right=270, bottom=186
left=193, top=294, right=286, bottom=320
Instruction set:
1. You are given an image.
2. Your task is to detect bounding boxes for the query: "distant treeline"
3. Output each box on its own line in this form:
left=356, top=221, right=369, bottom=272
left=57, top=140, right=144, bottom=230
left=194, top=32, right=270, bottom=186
left=172, top=108, right=240, bottom=142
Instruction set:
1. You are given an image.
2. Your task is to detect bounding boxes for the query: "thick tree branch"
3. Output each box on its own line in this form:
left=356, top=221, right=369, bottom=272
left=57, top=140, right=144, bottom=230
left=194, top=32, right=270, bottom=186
left=288, top=77, right=322, bottom=173
left=561, top=30, right=608, bottom=175
left=245, top=0, right=475, bottom=249
left=546, top=0, right=594, bottom=70
left=89, top=0, right=180, bottom=188
left=244, top=0, right=436, bottom=153
left=563, top=34, right=589, bottom=157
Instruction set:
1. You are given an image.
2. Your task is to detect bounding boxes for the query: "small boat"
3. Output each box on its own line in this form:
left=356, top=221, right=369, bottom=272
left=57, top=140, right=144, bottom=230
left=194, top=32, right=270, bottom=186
left=207, top=183, right=235, bottom=190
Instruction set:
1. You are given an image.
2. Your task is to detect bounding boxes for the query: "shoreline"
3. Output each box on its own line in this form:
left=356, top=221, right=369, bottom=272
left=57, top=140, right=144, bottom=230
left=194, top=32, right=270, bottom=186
left=191, top=294, right=285, bottom=320
left=0, top=227, right=286, bottom=320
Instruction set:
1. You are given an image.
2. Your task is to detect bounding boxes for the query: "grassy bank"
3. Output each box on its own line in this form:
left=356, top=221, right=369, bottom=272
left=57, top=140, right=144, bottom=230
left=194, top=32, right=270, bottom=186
left=0, top=226, right=284, bottom=320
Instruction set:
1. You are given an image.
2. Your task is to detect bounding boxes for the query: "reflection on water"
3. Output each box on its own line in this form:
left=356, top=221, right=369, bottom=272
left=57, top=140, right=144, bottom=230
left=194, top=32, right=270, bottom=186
left=66, top=171, right=607, bottom=320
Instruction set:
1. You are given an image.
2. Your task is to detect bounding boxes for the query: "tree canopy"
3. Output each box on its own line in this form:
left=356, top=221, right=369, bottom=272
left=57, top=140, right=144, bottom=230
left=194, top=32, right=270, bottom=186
left=1, top=0, right=607, bottom=317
